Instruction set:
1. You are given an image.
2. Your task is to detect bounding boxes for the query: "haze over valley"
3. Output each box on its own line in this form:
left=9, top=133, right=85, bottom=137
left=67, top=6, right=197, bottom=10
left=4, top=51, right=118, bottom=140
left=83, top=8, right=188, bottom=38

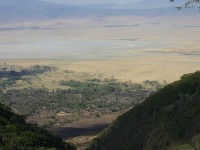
left=0, top=0, right=200, bottom=81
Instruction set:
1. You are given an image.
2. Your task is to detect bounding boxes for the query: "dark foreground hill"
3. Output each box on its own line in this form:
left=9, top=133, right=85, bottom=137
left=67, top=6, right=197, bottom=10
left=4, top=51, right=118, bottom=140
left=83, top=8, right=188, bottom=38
left=90, top=71, right=200, bottom=150
left=0, top=103, right=66, bottom=150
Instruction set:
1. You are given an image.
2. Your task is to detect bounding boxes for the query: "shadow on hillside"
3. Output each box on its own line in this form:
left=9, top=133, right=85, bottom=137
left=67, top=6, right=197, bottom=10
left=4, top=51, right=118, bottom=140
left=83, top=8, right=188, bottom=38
left=49, top=123, right=109, bottom=140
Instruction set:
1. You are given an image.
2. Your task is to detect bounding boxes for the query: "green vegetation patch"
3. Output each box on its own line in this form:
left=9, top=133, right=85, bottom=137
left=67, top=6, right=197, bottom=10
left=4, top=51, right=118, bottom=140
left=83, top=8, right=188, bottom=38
left=0, top=65, right=55, bottom=89
left=0, top=76, right=162, bottom=127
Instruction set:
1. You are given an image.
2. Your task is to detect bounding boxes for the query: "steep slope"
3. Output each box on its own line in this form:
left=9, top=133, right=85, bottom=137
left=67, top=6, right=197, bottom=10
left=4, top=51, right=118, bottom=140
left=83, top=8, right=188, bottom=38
left=90, top=71, right=200, bottom=150
left=0, top=103, right=66, bottom=150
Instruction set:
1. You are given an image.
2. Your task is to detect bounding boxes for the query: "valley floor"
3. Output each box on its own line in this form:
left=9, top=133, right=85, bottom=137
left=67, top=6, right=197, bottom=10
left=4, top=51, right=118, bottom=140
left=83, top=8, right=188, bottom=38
left=50, top=111, right=124, bottom=149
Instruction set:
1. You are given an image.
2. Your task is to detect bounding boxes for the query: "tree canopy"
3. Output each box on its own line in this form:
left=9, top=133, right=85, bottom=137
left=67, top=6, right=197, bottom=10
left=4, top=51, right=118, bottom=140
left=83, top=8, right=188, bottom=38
left=171, top=0, right=200, bottom=10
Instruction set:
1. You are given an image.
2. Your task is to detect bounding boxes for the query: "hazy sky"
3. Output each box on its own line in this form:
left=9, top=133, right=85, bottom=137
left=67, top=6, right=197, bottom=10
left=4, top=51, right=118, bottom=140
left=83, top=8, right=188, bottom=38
left=41, top=0, right=143, bottom=6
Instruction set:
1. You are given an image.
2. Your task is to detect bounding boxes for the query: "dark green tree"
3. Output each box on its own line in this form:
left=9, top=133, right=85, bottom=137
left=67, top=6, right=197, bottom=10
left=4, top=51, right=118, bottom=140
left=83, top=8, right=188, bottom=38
left=170, top=0, right=200, bottom=10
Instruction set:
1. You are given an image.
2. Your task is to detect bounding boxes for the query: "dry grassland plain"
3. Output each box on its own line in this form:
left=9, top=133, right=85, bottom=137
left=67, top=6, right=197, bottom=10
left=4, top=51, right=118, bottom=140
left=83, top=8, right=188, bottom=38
left=0, top=15, right=199, bottom=85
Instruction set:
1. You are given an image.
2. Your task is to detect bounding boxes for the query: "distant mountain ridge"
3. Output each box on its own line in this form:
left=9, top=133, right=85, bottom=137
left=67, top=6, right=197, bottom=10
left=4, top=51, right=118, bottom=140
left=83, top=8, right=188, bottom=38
left=0, top=0, right=76, bottom=22
left=0, top=0, right=197, bottom=22
left=126, top=0, right=182, bottom=9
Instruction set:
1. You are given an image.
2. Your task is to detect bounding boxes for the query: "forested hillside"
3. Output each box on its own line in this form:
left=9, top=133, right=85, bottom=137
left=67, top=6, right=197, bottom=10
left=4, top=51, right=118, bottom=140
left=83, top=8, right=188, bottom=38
left=0, top=103, right=66, bottom=150
left=90, top=71, right=200, bottom=150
